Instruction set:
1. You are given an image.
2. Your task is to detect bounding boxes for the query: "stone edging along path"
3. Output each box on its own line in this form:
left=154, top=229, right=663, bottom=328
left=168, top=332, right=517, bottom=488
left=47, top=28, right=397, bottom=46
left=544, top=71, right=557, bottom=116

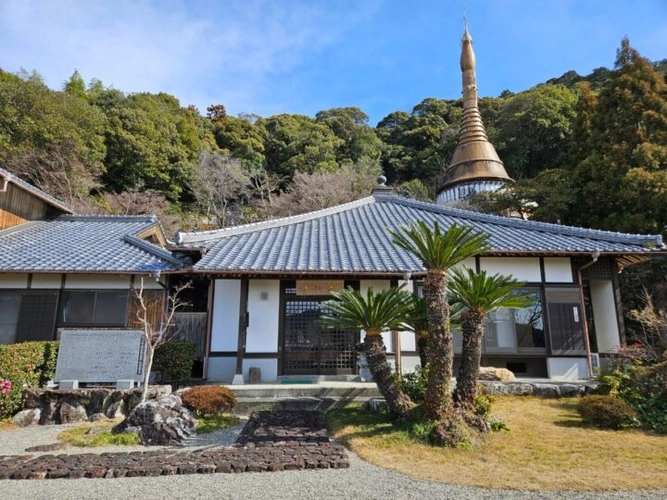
left=0, top=410, right=349, bottom=480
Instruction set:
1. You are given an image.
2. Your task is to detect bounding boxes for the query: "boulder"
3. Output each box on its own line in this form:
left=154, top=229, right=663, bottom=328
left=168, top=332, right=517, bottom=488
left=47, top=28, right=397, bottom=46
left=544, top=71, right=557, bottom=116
left=12, top=408, right=42, bottom=427
left=88, top=412, right=108, bottom=422
left=58, top=399, right=88, bottom=424
left=478, top=366, right=516, bottom=382
left=112, top=394, right=196, bottom=446
left=105, top=401, right=126, bottom=419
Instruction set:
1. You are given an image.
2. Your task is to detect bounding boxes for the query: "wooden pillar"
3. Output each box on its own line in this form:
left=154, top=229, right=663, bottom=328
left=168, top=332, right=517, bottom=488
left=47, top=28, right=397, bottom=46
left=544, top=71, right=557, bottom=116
left=234, top=278, right=249, bottom=381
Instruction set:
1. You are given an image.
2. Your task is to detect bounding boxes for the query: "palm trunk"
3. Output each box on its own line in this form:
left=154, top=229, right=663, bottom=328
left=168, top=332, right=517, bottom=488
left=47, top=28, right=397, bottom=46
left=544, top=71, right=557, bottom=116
left=364, top=331, right=412, bottom=418
left=422, top=270, right=453, bottom=421
left=454, top=310, right=486, bottom=409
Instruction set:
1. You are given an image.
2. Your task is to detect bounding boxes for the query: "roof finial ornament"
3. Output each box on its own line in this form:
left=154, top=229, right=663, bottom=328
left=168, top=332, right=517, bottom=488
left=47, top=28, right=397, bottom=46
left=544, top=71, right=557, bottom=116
left=435, top=18, right=513, bottom=205
left=377, top=174, right=387, bottom=186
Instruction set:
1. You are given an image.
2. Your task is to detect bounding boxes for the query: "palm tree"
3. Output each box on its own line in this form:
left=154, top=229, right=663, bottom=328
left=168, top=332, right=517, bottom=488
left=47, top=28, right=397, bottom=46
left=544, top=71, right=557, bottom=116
left=390, top=221, right=489, bottom=421
left=405, top=296, right=429, bottom=369
left=449, top=267, right=532, bottom=409
left=321, top=286, right=417, bottom=418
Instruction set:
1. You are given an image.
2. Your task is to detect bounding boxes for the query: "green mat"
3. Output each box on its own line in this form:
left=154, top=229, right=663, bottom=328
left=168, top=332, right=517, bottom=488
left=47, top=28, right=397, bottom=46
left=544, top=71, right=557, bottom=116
left=280, top=380, right=313, bottom=385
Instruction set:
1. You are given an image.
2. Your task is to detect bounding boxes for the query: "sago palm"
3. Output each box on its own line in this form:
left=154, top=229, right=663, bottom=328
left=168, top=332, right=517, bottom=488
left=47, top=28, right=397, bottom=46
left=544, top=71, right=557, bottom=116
left=449, top=266, right=532, bottom=408
left=390, top=221, right=489, bottom=421
left=321, top=286, right=417, bottom=417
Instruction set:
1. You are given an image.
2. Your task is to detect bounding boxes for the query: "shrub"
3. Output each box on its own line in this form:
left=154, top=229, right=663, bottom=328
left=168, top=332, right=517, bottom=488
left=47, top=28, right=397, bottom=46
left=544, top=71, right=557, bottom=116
left=398, top=365, right=428, bottom=403
left=153, top=342, right=195, bottom=381
left=0, top=341, right=59, bottom=419
left=577, top=395, right=639, bottom=430
left=619, top=359, right=667, bottom=433
left=182, top=385, right=236, bottom=416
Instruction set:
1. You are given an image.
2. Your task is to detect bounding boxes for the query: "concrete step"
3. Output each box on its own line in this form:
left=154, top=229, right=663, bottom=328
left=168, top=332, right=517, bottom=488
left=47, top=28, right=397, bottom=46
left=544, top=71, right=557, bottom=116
left=233, top=396, right=373, bottom=415
left=225, top=383, right=381, bottom=400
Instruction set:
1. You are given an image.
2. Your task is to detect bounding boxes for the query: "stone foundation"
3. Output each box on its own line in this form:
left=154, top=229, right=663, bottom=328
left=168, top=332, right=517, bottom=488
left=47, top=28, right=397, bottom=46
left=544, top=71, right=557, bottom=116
left=14, top=386, right=172, bottom=426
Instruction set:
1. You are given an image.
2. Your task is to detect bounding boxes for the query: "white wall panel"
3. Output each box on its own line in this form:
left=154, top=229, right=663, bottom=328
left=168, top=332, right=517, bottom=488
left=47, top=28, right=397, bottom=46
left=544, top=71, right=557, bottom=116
left=589, top=280, right=620, bottom=353
left=206, top=357, right=236, bottom=382
left=65, top=274, right=131, bottom=289
left=210, top=280, right=240, bottom=352
left=242, top=358, right=278, bottom=382
left=0, top=274, right=28, bottom=288
left=479, top=257, right=541, bottom=282
left=31, top=274, right=62, bottom=289
left=245, top=280, right=280, bottom=353
left=544, top=258, right=574, bottom=283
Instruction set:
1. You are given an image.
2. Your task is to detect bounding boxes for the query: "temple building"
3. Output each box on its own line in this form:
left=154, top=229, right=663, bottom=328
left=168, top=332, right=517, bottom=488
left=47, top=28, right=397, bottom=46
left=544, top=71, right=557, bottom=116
left=437, top=26, right=513, bottom=205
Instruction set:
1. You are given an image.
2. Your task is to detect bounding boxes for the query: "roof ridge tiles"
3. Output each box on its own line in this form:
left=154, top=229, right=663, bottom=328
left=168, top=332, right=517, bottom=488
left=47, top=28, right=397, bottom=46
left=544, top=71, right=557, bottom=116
left=58, top=214, right=158, bottom=223
left=0, top=167, right=74, bottom=214
left=174, top=196, right=376, bottom=245
left=122, top=234, right=184, bottom=267
left=382, top=194, right=663, bottom=247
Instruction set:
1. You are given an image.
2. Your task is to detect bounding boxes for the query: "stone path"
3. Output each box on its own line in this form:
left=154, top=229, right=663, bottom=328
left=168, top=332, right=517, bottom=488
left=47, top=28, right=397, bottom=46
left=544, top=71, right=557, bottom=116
left=0, top=410, right=349, bottom=480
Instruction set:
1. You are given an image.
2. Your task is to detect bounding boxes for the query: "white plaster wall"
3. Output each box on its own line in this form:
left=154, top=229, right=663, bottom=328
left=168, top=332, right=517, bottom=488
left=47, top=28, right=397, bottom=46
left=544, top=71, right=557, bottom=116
left=479, top=257, right=541, bottom=282
left=210, top=280, right=240, bottom=352
left=589, top=280, right=621, bottom=353
left=245, top=280, right=280, bottom=353
left=242, top=358, right=278, bottom=382
left=360, top=280, right=392, bottom=351
left=206, top=357, right=236, bottom=382
left=400, top=355, right=421, bottom=374
left=399, top=331, right=416, bottom=351
left=65, top=274, right=132, bottom=289
left=451, top=258, right=476, bottom=271
left=31, top=274, right=62, bottom=289
left=0, top=274, right=28, bottom=288
left=544, top=258, right=574, bottom=283
left=547, top=357, right=588, bottom=380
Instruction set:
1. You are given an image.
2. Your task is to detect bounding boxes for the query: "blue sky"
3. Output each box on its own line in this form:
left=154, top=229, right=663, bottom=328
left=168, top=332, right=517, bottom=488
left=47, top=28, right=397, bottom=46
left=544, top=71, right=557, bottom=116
left=1, top=0, right=666, bottom=126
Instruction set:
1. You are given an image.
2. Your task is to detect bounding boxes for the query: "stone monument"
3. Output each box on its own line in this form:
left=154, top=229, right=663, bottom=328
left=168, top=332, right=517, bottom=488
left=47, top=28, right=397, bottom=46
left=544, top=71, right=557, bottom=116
left=55, top=329, right=145, bottom=388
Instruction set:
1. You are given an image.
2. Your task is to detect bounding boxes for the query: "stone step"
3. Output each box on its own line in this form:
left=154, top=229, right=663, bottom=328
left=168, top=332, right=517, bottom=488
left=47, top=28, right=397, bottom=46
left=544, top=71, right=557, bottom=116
left=233, top=396, right=373, bottom=415
left=225, top=383, right=381, bottom=400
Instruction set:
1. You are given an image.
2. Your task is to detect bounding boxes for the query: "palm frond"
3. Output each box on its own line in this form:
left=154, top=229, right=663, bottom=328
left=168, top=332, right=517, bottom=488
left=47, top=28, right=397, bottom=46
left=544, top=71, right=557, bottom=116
left=449, top=266, right=533, bottom=315
left=321, top=286, right=417, bottom=333
left=389, top=221, right=490, bottom=270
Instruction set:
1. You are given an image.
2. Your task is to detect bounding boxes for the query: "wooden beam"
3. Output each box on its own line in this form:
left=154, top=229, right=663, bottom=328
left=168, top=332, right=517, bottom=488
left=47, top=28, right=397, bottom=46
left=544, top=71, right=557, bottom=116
left=235, top=278, right=249, bottom=376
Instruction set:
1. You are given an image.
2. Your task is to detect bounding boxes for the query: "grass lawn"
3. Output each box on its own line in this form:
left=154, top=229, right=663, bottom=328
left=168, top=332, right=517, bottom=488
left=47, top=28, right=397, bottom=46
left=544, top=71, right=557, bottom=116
left=327, top=396, right=667, bottom=492
left=58, top=413, right=240, bottom=447
left=58, top=420, right=140, bottom=447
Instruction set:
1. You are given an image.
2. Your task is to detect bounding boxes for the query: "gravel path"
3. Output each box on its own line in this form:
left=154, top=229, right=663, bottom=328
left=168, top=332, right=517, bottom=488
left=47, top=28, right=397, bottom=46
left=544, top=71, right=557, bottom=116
left=0, top=420, right=246, bottom=456
left=1, top=423, right=665, bottom=499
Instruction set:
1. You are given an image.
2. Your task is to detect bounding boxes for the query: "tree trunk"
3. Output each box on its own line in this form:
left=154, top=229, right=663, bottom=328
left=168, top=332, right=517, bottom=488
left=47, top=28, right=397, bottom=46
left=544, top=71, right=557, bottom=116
left=454, top=310, right=486, bottom=409
left=140, top=344, right=155, bottom=404
left=364, top=331, right=412, bottom=418
left=422, top=270, right=453, bottom=421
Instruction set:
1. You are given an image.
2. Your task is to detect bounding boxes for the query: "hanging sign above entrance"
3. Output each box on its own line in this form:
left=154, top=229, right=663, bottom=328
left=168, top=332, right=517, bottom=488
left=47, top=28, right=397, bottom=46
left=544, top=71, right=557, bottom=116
left=296, top=280, right=345, bottom=296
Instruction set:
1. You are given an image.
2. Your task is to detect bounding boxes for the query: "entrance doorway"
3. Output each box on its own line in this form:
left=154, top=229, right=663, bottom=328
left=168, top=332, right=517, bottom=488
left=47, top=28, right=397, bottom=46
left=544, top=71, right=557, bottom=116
left=280, top=282, right=358, bottom=375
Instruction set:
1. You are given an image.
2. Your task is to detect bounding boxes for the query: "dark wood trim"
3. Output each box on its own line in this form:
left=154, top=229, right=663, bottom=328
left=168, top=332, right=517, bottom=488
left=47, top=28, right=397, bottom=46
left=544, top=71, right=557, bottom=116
left=611, top=259, right=626, bottom=344
left=203, top=278, right=215, bottom=379
left=26, top=274, right=33, bottom=289
left=475, top=255, right=481, bottom=273
left=539, top=286, right=553, bottom=355
left=210, top=351, right=278, bottom=358
left=539, top=257, right=546, bottom=283
left=235, top=278, right=249, bottom=375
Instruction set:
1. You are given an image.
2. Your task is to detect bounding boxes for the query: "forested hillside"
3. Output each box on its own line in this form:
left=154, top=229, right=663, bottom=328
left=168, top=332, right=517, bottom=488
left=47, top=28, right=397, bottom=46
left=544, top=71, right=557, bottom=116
left=1, top=37, right=665, bottom=240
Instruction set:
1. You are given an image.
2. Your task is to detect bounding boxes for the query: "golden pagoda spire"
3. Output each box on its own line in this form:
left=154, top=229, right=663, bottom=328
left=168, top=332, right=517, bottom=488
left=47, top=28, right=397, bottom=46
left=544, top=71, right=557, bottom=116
left=437, top=24, right=512, bottom=204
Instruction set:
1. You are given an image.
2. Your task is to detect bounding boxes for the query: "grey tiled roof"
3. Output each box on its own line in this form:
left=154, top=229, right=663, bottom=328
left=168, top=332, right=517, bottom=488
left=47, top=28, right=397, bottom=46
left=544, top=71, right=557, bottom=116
left=0, top=167, right=74, bottom=214
left=0, top=215, right=182, bottom=273
left=175, top=193, right=665, bottom=275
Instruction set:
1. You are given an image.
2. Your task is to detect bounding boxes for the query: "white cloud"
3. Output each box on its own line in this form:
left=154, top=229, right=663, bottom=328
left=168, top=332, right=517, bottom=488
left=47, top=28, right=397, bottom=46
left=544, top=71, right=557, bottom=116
left=0, top=0, right=379, bottom=114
